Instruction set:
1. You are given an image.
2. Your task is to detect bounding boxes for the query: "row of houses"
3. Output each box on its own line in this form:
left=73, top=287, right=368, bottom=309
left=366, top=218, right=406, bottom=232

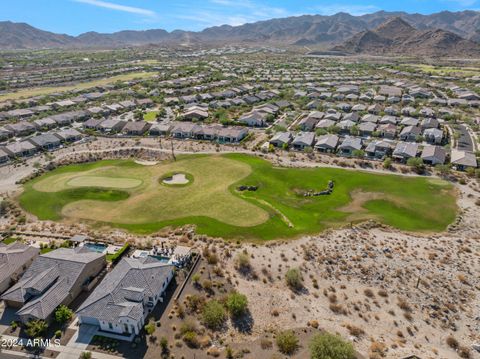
left=269, top=132, right=477, bottom=169
left=0, top=128, right=83, bottom=162
left=83, top=118, right=249, bottom=143
left=0, top=241, right=175, bottom=341
left=297, top=111, right=445, bottom=144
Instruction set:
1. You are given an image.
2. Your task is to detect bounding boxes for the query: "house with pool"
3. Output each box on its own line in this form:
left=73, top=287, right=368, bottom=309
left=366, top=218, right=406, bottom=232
left=76, top=257, right=174, bottom=341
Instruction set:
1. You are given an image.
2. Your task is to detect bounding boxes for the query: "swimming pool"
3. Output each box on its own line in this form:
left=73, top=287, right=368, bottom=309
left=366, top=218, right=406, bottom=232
left=84, top=242, right=108, bottom=253
left=151, top=255, right=170, bottom=263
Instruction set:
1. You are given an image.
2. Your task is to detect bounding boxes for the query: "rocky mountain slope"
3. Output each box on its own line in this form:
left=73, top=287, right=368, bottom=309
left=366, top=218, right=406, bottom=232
left=332, top=17, right=480, bottom=57
left=0, top=10, right=479, bottom=50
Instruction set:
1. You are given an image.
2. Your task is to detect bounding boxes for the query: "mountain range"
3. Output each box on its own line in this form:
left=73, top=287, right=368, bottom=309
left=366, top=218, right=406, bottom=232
left=1, top=10, right=480, bottom=55
left=332, top=17, right=480, bottom=57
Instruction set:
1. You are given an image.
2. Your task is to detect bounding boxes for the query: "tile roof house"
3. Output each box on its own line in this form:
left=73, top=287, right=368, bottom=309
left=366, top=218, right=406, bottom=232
left=423, top=128, right=444, bottom=145
left=451, top=150, right=477, bottom=170
left=421, top=145, right=446, bottom=165
left=1, top=247, right=105, bottom=323
left=365, top=140, right=396, bottom=159
left=0, top=242, right=39, bottom=294
left=399, top=126, right=422, bottom=142
left=269, top=132, right=293, bottom=148
left=292, top=132, right=315, bottom=150
left=122, top=121, right=151, bottom=136
left=393, top=142, right=419, bottom=162
left=338, top=137, right=363, bottom=156
left=3, top=141, right=37, bottom=158
left=77, top=257, right=174, bottom=341
left=0, top=148, right=9, bottom=164
left=315, top=134, right=339, bottom=153
left=28, top=133, right=62, bottom=151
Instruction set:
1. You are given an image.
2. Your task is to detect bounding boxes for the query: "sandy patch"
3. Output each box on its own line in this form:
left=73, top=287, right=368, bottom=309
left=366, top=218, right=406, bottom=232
left=162, top=173, right=189, bottom=185
left=135, top=160, right=158, bottom=166
left=339, top=190, right=385, bottom=213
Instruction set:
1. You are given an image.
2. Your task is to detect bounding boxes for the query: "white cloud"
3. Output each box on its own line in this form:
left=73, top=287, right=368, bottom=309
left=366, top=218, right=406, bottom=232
left=74, top=0, right=157, bottom=17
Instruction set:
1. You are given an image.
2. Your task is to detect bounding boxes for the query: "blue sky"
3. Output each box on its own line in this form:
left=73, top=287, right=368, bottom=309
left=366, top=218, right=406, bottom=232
left=1, top=0, right=479, bottom=35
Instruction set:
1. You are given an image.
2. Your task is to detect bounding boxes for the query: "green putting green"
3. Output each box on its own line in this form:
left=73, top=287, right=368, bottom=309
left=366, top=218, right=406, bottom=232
left=19, top=154, right=457, bottom=240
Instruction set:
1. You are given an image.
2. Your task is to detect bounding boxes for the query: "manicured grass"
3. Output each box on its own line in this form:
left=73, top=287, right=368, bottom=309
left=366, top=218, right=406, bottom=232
left=0, top=71, right=157, bottom=101
left=19, top=154, right=457, bottom=241
left=2, top=237, right=18, bottom=245
left=143, top=111, right=159, bottom=122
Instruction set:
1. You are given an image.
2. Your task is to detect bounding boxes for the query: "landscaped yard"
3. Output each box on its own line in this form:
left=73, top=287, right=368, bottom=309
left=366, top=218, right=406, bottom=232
left=143, top=110, right=159, bottom=122
left=19, top=154, right=457, bottom=240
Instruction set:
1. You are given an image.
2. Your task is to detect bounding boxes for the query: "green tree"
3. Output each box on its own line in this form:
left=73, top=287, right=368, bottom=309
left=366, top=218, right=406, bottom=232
left=226, top=292, right=248, bottom=318
left=25, top=320, right=48, bottom=338
left=352, top=149, right=365, bottom=159
left=202, top=300, right=226, bottom=330
left=383, top=157, right=392, bottom=169
left=55, top=305, right=73, bottom=324
left=309, top=332, right=355, bottom=359
left=276, top=330, right=299, bottom=355
left=407, top=157, right=425, bottom=174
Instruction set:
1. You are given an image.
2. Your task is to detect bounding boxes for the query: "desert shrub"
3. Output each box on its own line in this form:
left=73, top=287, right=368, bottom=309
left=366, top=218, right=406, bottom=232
left=202, top=300, right=226, bottom=330
left=235, top=252, right=251, bottom=273
left=310, top=332, right=355, bottom=359
left=446, top=335, right=459, bottom=349
left=225, top=292, right=248, bottom=318
left=285, top=267, right=303, bottom=291
left=25, top=320, right=48, bottom=338
left=145, top=321, right=155, bottom=335
left=183, top=331, right=199, bottom=348
left=276, top=330, right=299, bottom=355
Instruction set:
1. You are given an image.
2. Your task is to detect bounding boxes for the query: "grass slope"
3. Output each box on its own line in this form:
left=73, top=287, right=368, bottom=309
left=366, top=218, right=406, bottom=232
left=19, top=154, right=457, bottom=240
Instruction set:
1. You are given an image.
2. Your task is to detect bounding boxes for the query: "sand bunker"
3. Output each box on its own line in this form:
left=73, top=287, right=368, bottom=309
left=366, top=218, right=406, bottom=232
left=163, top=173, right=190, bottom=185
left=135, top=160, right=158, bottom=166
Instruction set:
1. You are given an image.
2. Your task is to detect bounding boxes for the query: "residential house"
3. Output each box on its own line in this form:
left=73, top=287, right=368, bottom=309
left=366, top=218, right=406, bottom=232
left=359, top=122, right=376, bottom=137
left=421, top=145, right=446, bottom=165
left=238, top=111, right=267, bottom=127
left=0, top=148, right=9, bottom=164
left=149, top=123, right=172, bottom=137
left=181, top=108, right=209, bottom=121
left=421, top=118, right=439, bottom=129
left=171, top=122, right=201, bottom=139
left=298, top=115, right=319, bottom=132
left=377, top=123, right=397, bottom=139
left=98, top=119, right=126, bottom=133
left=365, top=140, right=395, bottom=160
left=292, top=132, right=315, bottom=150
left=1, top=247, right=105, bottom=323
left=76, top=257, right=174, bottom=341
left=393, top=142, right=419, bottom=162
left=54, top=128, right=83, bottom=143
left=338, top=137, right=363, bottom=156
left=269, top=132, right=293, bottom=148
left=217, top=127, right=248, bottom=143
left=450, top=149, right=477, bottom=170
left=5, top=122, right=36, bottom=137
left=28, top=134, right=62, bottom=151
left=4, top=141, right=37, bottom=158
left=122, top=121, right=151, bottom=136
left=33, top=118, right=57, bottom=131
left=399, top=126, right=422, bottom=142
left=315, top=134, right=339, bottom=153
left=0, top=242, right=39, bottom=294
left=423, top=128, right=443, bottom=145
